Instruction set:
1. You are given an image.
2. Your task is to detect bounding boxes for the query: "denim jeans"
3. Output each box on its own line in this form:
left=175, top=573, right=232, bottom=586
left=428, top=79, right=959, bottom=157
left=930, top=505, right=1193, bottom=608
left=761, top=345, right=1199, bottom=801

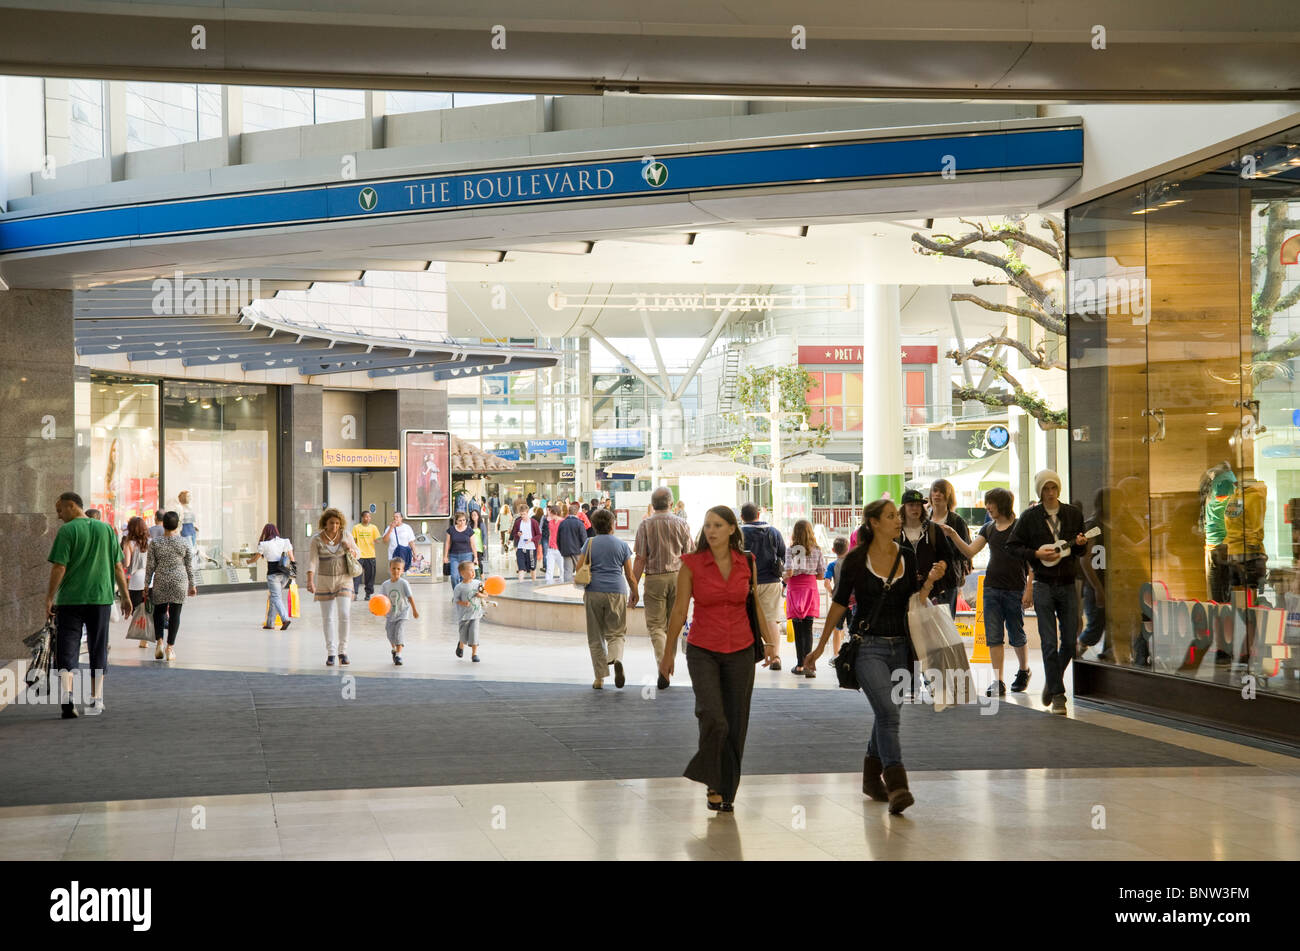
left=448, top=552, right=475, bottom=595
left=855, top=635, right=910, bottom=768
left=267, top=572, right=290, bottom=627
left=1033, top=580, right=1079, bottom=698
left=1079, top=582, right=1106, bottom=649
left=983, top=587, right=1026, bottom=648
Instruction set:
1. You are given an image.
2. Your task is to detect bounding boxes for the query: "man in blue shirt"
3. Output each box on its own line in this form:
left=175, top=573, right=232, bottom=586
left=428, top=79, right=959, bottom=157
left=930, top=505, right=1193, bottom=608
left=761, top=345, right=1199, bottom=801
left=740, top=503, right=787, bottom=671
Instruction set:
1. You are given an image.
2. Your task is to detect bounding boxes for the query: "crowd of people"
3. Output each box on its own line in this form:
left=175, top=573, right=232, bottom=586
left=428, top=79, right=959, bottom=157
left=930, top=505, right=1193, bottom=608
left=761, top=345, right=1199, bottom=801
left=44, top=470, right=1090, bottom=818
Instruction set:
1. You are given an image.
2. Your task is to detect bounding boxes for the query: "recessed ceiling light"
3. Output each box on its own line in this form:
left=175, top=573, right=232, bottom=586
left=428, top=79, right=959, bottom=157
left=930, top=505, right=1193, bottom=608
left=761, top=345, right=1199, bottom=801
left=690, top=260, right=703, bottom=265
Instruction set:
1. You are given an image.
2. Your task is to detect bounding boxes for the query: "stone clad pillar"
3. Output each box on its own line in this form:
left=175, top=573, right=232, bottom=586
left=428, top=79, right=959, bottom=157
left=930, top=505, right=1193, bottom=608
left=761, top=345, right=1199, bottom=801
left=0, top=289, right=75, bottom=661
left=860, top=284, right=904, bottom=503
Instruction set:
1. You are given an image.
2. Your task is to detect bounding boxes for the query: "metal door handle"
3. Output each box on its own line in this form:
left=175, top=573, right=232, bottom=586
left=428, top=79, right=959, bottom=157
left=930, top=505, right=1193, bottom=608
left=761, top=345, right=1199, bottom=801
left=1152, top=408, right=1166, bottom=442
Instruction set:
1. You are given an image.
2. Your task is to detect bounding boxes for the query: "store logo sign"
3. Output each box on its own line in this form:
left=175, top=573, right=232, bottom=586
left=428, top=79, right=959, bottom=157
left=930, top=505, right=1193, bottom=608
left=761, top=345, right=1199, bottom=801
left=151, top=270, right=260, bottom=316
left=358, top=187, right=379, bottom=210
left=641, top=161, right=668, bottom=187
left=1062, top=269, right=1151, bottom=326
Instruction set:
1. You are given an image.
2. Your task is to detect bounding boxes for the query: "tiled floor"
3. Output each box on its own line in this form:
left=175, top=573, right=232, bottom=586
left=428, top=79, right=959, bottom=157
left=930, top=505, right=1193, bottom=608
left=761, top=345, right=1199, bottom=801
left=4, top=580, right=1297, bottom=860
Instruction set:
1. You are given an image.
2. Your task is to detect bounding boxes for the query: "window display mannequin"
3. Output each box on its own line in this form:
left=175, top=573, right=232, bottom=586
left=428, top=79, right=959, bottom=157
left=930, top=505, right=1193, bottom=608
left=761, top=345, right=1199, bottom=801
left=1200, top=463, right=1268, bottom=605
left=177, top=490, right=198, bottom=549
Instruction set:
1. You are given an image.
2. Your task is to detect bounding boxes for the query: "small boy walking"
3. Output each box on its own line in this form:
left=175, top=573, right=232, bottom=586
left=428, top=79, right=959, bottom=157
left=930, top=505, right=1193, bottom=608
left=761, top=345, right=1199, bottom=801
left=453, top=559, right=485, bottom=662
left=380, top=557, right=419, bottom=666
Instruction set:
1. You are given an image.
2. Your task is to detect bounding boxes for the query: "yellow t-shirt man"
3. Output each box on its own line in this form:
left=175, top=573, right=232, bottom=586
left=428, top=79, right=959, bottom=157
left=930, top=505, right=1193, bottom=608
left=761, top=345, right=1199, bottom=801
left=352, top=521, right=381, bottom=559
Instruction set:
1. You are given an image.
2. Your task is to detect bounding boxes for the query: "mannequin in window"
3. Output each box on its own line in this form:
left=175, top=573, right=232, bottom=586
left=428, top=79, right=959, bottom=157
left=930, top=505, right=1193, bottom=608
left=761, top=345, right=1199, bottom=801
left=1200, top=464, right=1236, bottom=603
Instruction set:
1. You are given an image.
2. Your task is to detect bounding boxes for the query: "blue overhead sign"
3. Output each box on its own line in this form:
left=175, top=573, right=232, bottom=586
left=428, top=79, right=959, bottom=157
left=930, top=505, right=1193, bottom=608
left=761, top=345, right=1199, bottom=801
left=0, top=126, right=1082, bottom=254
left=592, top=429, right=644, bottom=449
left=492, top=448, right=521, bottom=461
left=526, top=439, right=568, bottom=454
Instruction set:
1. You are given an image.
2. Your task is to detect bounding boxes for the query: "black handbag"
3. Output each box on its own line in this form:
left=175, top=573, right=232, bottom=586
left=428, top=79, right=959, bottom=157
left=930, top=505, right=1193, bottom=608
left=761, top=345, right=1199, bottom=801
left=743, top=552, right=768, bottom=662
left=832, top=548, right=903, bottom=690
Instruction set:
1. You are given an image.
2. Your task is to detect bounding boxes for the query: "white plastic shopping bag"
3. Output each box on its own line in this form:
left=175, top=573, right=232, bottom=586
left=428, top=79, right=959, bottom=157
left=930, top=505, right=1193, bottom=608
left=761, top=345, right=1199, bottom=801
left=126, top=601, right=156, bottom=642
left=907, top=593, right=976, bottom=711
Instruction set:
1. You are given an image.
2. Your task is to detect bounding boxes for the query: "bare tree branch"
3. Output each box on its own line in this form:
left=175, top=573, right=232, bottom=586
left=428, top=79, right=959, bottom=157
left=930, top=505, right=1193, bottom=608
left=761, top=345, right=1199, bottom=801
left=912, top=231, right=1065, bottom=332
left=950, top=332, right=1067, bottom=371
left=951, top=293, right=1045, bottom=325
left=950, top=383, right=1067, bottom=430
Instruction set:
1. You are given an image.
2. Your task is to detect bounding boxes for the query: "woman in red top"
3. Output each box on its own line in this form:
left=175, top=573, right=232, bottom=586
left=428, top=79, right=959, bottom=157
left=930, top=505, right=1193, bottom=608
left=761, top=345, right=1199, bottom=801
left=661, top=505, right=780, bottom=812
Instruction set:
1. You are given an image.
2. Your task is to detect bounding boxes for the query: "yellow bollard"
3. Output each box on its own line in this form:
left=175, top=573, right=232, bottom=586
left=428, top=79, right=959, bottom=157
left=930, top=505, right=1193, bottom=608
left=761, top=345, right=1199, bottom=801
left=970, top=574, right=991, bottom=664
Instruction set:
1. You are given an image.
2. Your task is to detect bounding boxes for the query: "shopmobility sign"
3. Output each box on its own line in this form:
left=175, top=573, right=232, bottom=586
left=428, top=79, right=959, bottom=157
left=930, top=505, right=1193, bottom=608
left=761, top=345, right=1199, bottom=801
left=0, top=126, right=1082, bottom=253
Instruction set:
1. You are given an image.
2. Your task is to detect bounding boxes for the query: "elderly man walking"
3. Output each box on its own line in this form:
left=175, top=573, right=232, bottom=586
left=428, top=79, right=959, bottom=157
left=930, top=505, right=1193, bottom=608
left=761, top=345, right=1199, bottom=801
left=558, top=501, right=590, bottom=582
left=46, top=491, right=133, bottom=719
left=632, top=487, right=692, bottom=663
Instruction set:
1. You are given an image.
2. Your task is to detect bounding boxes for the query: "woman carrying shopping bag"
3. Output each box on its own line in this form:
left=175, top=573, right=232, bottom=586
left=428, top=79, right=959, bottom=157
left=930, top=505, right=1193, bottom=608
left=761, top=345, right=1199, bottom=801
left=803, top=498, right=945, bottom=815
left=121, top=516, right=150, bottom=649
left=253, top=523, right=295, bottom=631
left=307, top=507, right=361, bottom=667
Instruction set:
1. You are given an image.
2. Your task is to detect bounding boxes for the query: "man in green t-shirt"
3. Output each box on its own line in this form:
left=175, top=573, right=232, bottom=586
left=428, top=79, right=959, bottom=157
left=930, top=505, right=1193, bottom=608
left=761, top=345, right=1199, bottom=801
left=46, top=491, right=132, bottom=719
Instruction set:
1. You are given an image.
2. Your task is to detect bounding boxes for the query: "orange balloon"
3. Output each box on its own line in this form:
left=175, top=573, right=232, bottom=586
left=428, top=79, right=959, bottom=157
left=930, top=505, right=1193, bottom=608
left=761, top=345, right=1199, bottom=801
left=483, top=575, right=506, bottom=596
left=369, top=594, right=391, bottom=616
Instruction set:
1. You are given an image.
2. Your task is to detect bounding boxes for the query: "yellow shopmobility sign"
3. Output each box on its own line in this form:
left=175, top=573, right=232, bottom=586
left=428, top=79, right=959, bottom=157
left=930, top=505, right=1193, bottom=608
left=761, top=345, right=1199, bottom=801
left=323, top=448, right=401, bottom=467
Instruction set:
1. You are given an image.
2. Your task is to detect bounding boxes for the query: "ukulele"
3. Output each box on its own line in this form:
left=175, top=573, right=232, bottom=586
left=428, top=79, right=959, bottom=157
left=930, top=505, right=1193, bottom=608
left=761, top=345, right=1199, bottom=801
left=1039, top=525, right=1101, bottom=567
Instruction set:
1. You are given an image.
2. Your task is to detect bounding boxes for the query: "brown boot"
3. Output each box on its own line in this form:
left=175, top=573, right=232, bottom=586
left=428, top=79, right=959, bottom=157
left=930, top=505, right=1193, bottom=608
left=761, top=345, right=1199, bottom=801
left=862, top=755, right=888, bottom=801
left=882, top=765, right=914, bottom=815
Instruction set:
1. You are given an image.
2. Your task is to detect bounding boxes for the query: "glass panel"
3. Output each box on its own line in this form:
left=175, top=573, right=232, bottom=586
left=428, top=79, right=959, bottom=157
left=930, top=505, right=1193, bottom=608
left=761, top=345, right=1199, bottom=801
left=197, top=84, right=223, bottom=139
left=67, top=79, right=105, bottom=163
left=240, top=87, right=314, bottom=133
left=125, top=82, right=199, bottom=151
left=386, top=91, right=454, bottom=114
left=1066, top=183, right=1151, bottom=669
left=313, top=88, right=365, bottom=123
left=88, top=375, right=160, bottom=533
left=163, top=382, right=276, bottom=584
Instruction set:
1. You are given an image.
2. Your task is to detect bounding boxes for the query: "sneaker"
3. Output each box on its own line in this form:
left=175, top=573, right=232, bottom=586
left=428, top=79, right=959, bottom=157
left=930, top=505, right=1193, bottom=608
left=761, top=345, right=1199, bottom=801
left=262, top=625, right=273, bottom=630
left=1010, top=669, right=1031, bottom=693
left=592, top=678, right=603, bottom=689
left=1041, top=683, right=1053, bottom=707
left=472, top=655, right=481, bottom=663
left=613, top=659, right=625, bottom=688
left=770, top=660, right=782, bottom=671
left=339, top=654, right=350, bottom=666
left=326, top=655, right=336, bottom=666
left=1051, top=694, right=1068, bottom=715
left=280, top=620, right=291, bottom=631
left=455, top=645, right=464, bottom=658
left=83, top=698, right=105, bottom=717
left=155, top=641, right=164, bottom=660
left=61, top=702, right=79, bottom=720
left=986, top=680, right=1007, bottom=697
left=391, top=651, right=400, bottom=666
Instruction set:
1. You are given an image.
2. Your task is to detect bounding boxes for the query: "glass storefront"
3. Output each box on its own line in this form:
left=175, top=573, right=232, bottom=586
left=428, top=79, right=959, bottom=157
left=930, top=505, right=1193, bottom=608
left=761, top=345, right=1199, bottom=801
left=79, top=373, right=277, bottom=584
left=1068, top=127, right=1300, bottom=704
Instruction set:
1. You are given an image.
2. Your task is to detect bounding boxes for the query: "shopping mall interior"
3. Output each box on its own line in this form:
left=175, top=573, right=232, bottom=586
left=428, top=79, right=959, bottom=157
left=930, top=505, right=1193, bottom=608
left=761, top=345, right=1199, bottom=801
left=0, top=1, right=1297, bottom=878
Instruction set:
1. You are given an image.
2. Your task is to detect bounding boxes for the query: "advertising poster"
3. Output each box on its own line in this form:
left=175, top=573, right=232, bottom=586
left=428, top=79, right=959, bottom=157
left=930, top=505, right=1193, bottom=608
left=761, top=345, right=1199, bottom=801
left=403, top=430, right=451, bottom=518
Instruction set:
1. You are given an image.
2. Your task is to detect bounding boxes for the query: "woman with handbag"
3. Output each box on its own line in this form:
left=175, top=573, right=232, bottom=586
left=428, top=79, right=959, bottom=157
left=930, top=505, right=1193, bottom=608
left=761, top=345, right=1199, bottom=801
left=443, top=512, right=478, bottom=597
left=307, top=507, right=361, bottom=667
left=121, top=516, right=150, bottom=648
left=253, top=523, right=295, bottom=632
left=573, top=507, right=638, bottom=689
left=659, top=505, right=780, bottom=813
left=803, top=498, right=946, bottom=815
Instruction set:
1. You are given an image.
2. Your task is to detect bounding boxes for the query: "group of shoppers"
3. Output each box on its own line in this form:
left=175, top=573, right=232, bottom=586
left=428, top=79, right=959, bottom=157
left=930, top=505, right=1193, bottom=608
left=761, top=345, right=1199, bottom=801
left=119, top=510, right=196, bottom=663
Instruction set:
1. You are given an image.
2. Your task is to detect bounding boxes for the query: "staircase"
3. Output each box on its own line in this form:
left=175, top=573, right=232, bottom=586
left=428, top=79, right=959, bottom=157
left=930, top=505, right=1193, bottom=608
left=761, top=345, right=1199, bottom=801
left=718, top=343, right=744, bottom=411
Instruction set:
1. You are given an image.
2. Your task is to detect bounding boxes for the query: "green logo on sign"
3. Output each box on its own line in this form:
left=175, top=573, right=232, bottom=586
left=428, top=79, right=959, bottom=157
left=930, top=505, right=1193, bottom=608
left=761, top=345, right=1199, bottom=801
left=642, top=162, right=668, bottom=187
left=358, top=187, right=378, bottom=210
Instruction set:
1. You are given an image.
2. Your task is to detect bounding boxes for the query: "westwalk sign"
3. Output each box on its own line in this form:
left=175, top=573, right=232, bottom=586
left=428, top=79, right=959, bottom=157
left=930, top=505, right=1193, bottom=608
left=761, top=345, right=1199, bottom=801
left=0, top=126, right=1081, bottom=254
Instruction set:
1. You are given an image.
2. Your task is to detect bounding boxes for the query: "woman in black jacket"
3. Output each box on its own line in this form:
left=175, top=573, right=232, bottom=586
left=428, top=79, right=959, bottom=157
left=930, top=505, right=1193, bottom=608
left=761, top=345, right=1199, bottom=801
left=898, top=489, right=959, bottom=605
left=928, top=479, right=970, bottom=616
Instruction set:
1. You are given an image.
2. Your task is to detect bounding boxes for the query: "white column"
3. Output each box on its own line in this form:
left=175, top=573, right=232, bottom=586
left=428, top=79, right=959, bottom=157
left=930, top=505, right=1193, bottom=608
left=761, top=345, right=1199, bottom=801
left=861, top=284, right=905, bottom=502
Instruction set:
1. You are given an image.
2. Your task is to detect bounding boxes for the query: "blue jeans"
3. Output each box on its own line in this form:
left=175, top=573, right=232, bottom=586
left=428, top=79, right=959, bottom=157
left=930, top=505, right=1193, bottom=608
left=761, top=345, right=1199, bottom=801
left=1033, top=580, right=1079, bottom=698
left=1079, top=583, right=1106, bottom=649
left=855, top=636, right=911, bottom=768
left=266, top=572, right=289, bottom=627
left=939, top=587, right=958, bottom=618
left=448, top=552, right=475, bottom=595
left=983, top=587, right=1026, bottom=648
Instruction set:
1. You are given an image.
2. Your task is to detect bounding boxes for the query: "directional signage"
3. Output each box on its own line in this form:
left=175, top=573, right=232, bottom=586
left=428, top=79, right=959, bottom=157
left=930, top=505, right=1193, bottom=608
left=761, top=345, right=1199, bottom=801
left=526, top=438, right=568, bottom=454
left=0, top=127, right=1082, bottom=254
left=493, top=447, right=521, bottom=461
left=592, top=429, right=643, bottom=449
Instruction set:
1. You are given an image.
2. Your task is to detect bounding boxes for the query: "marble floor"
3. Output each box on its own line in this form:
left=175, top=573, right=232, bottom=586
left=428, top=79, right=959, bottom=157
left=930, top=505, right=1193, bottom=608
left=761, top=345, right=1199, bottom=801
left=3, top=576, right=1297, bottom=861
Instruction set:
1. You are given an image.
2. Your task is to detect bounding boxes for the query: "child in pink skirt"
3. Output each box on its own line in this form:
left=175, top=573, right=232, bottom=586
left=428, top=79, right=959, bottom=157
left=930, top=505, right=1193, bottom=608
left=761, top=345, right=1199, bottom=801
left=783, top=519, right=828, bottom=678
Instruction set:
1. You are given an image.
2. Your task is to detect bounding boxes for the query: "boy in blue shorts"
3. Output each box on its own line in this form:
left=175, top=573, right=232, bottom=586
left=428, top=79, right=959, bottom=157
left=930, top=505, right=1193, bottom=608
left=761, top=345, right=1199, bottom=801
left=380, top=558, right=419, bottom=666
left=453, top=560, right=485, bottom=661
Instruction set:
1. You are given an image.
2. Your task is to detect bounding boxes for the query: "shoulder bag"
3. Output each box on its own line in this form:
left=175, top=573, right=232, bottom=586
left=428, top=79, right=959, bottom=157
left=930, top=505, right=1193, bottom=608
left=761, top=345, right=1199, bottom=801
left=744, top=551, right=768, bottom=662
left=832, top=547, right=903, bottom=690
left=573, top=539, right=594, bottom=586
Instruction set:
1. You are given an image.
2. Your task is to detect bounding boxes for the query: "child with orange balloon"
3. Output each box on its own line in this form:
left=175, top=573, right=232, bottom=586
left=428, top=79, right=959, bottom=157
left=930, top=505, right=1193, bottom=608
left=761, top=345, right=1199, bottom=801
left=453, top=560, right=487, bottom=662
left=378, top=557, right=419, bottom=666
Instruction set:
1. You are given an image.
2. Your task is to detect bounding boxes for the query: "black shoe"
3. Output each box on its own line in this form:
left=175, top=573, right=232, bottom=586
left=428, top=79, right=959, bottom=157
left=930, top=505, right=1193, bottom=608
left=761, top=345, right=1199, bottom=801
left=61, top=702, right=79, bottom=720
left=1041, top=683, right=1053, bottom=707
left=339, top=654, right=350, bottom=666
left=613, top=660, right=626, bottom=689
left=719, top=802, right=735, bottom=813
left=326, top=655, right=336, bottom=666
left=770, top=660, right=782, bottom=671
left=280, top=620, right=290, bottom=631
left=987, top=680, right=1007, bottom=697
left=455, top=645, right=464, bottom=658
left=657, top=673, right=670, bottom=690
left=392, top=651, right=401, bottom=666
left=1010, top=668, right=1030, bottom=692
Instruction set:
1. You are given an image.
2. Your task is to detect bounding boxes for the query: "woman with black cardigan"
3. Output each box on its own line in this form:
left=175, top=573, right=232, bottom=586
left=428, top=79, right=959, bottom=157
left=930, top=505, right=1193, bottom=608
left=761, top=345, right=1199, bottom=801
left=928, top=479, right=971, bottom=617
left=898, top=488, right=959, bottom=606
left=804, top=498, right=946, bottom=814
